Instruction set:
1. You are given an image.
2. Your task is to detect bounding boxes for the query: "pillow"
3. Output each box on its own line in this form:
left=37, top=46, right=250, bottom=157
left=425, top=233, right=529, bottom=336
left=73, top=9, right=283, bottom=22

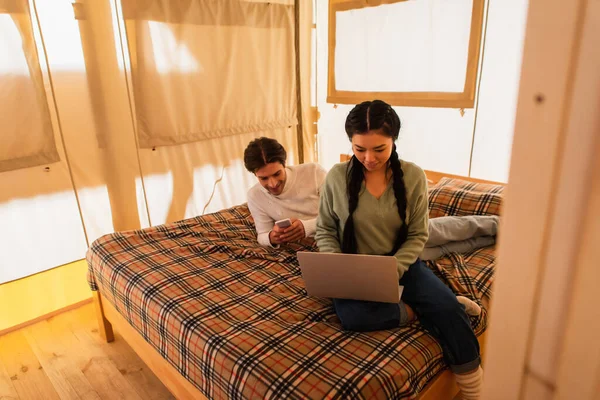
left=428, top=177, right=504, bottom=218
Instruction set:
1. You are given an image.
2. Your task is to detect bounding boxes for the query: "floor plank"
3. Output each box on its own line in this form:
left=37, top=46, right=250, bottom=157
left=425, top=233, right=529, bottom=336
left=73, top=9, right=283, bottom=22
left=65, top=306, right=174, bottom=400
left=0, top=357, right=19, bottom=400
left=0, top=303, right=173, bottom=400
left=0, top=330, right=60, bottom=400
left=46, top=312, right=142, bottom=400
left=23, top=320, right=99, bottom=400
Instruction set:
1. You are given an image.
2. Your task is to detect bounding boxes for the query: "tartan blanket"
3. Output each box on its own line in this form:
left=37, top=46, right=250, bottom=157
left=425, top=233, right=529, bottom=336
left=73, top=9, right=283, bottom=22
left=87, top=205, right=495, bottom=400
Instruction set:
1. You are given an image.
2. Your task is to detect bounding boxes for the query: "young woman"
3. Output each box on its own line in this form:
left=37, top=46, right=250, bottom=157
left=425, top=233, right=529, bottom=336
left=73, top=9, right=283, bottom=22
left=315, top=100, right=483, bottom=400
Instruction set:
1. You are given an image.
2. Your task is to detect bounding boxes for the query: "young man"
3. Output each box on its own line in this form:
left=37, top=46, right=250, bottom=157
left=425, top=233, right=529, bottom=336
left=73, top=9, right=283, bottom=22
left=244, top=137, right=327, bottom=247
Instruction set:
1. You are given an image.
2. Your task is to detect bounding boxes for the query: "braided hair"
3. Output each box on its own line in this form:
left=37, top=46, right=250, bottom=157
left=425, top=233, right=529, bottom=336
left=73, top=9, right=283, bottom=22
left=342, top=100, right=408, bottom=256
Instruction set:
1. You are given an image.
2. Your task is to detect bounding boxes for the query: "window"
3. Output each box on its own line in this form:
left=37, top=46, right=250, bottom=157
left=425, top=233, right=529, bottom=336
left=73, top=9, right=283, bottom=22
left=327, top=0, right=485, bottom=108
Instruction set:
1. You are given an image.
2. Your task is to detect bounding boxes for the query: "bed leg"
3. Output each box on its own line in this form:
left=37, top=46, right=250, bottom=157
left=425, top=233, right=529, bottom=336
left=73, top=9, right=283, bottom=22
left=92, top=291, right=115, bottom=342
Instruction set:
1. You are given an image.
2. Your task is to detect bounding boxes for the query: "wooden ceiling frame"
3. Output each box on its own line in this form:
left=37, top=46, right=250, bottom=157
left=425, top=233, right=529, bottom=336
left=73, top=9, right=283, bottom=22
left=327, top=0, right=486, bottom=108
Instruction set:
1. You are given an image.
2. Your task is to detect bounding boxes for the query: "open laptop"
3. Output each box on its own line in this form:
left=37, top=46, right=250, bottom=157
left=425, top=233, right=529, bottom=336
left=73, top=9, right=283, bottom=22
left=297, top=252, right=403, bottom=303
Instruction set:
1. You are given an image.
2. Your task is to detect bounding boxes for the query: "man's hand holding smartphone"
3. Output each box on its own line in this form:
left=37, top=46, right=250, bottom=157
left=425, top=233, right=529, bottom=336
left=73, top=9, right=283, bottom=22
left=270, top=218, right=305, bottom=245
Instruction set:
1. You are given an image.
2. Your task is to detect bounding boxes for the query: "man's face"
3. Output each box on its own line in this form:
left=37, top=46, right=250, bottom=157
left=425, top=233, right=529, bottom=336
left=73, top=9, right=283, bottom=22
left=255, top=162, right=287, bottom=196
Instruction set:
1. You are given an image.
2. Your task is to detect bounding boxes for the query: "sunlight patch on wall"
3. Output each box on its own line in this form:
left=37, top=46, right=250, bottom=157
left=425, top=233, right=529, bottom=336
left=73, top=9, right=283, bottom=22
left=76, top=185, right=114, bottom=243
left=0, top=15, right=29, bottom=74
left=147, top=21, right=202, bottom=74
left=137, top=172, right=172, bottom=226
left=33, top=0, right=86, bottom=71
left=0, top=190, right=87, bottom=283
left=189, top=160, right=255, bottom=217
left=135, top=176, right=152, bottom=229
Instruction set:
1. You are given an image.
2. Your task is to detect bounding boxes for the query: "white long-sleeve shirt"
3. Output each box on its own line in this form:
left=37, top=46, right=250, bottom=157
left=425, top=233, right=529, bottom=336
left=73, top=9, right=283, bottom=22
left=247, top=163, right=327, bottom=247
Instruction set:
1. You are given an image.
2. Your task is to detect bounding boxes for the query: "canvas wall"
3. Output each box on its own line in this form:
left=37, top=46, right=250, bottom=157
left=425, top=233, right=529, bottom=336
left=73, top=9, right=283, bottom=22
left=316, top=0, right=529, bottom=183
left=0, top=0, right=309, bottom=286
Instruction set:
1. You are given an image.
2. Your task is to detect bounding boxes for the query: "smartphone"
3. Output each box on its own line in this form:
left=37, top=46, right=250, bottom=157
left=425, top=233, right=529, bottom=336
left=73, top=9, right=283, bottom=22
left=275, top=218, right=292, bottom=229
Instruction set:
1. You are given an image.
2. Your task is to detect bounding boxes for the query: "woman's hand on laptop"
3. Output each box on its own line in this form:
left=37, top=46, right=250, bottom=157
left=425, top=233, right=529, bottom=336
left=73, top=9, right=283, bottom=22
left=278, top=219, right=305, bottom=243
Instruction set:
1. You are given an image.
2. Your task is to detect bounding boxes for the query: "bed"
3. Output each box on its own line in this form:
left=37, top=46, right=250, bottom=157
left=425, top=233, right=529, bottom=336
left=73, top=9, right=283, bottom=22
left=87, top=156, right=504, bottom=400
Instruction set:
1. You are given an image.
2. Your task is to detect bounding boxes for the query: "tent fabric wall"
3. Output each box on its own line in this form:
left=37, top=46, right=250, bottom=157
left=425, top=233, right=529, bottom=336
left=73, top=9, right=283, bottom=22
left=0, top=0, right=309, bottom=287
left=0, top=0, right=59, bottom=173
left=0, top=0, right=89, bottom=284
left=137, top=127, right=298, bottom=225
left=122, top=0, right=297, bottom=148
left=296, top=0, right=317, bottom=163
left=469, top=0, right=528, bottom=181
left=317, top=0, right=527, bottom=183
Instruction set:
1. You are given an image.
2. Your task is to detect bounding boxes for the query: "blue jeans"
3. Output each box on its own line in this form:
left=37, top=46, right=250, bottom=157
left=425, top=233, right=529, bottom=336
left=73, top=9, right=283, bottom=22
left=332, top=259, right=480, bottom=373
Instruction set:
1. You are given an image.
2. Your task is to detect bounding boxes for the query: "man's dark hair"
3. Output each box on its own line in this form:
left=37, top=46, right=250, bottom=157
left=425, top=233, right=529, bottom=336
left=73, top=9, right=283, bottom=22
left=243, top=137, right=287, bottom=173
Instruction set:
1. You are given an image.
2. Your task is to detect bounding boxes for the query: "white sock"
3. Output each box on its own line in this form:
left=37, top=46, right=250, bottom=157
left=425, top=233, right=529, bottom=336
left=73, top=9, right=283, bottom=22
left=455, top=366, right=483, bottom=400
left=457, top=296, right=481, bottom=316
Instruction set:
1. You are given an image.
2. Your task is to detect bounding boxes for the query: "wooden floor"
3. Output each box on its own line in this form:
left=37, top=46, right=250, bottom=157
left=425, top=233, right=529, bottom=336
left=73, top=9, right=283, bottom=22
left=0, top=303, right=174, bottom=400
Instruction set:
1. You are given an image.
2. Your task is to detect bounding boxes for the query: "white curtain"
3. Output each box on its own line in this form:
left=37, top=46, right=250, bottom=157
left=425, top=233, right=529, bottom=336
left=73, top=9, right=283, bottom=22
left=0, top=0, right=59, bottom=172
left=122, top=0, right=297, bottom=148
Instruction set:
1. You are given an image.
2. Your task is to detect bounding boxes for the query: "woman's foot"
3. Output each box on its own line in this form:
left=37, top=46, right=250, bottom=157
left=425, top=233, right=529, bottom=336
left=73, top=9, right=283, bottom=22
left=455, top=366, right=483, bottom=400
left=457, top=296, right=481, bottom=316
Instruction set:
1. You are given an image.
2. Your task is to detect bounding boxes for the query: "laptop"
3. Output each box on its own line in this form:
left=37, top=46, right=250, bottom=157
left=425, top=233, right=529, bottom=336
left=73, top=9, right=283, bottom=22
left=297, top=251, right=403, bottom=304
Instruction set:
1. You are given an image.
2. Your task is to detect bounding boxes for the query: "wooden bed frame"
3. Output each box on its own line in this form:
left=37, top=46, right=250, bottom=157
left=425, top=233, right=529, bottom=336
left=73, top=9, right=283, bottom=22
left=92, top=155, right=501, bottom=400
left=338, top=154, right=501, bottom=186
left=94, top=292, right=486, bottom=400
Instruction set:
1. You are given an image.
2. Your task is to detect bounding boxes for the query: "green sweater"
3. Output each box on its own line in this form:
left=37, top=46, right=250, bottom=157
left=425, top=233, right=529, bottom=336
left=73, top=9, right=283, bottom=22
left=315, top=160, right=429, bottom=278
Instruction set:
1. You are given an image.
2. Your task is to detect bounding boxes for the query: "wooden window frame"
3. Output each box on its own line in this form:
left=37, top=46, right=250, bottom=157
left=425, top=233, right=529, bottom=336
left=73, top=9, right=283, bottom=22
left=327, top=0, right=485, bottom=108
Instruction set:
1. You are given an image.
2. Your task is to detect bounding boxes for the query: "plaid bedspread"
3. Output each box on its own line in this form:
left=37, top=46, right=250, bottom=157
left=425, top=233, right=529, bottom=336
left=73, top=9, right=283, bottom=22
left=87, top=205, right=495, bottom=400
